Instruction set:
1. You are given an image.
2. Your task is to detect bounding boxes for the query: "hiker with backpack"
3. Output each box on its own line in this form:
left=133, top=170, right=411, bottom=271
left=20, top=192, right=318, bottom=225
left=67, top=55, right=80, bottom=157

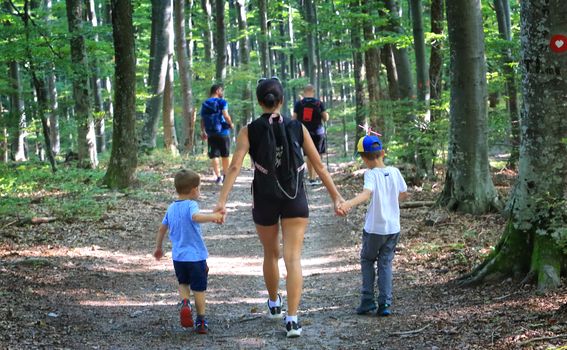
left=200, top=84, right=234, bottom=185
left=213, top=77, right=345, bottom=338
left=292, top=84, right=330, bottom=186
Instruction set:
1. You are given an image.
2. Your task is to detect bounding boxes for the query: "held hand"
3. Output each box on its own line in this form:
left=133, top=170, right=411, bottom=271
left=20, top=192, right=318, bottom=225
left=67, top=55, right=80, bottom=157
left=337, top=200, right=351, bottom=216
left=213, top=204, right=227, bottom=224
left=153, top=248, right=163, bottom=260
left=334, top=197, right=348, bottom=217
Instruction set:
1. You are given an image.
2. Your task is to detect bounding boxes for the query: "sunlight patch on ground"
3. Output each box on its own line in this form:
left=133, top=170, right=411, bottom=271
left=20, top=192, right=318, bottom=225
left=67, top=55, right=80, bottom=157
left=80, top=300, right=176, bottom=307
left=205, top=234, right=256, bottom=241
left=207, top=256, right=264, bottom=276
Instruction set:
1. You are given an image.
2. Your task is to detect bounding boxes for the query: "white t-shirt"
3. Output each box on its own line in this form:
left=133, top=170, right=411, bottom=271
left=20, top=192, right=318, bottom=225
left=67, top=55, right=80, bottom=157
left=363, top=166, right=407, bottom=235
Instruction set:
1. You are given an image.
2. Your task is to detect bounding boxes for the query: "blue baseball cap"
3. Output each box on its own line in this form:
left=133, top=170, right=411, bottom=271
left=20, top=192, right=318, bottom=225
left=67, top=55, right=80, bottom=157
left=357, top=135, right=383, bottom=153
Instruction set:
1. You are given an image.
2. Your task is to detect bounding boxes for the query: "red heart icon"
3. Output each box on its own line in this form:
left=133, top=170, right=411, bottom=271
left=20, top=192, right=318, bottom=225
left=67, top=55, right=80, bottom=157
left=550, top=34, right=567, bottom=53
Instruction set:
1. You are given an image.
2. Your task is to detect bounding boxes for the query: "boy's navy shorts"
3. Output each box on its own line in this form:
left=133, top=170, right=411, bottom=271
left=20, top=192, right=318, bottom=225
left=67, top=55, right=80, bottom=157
left=252, top=186, right=309, bottom=226
left=173, top=260, right=208, bottom=292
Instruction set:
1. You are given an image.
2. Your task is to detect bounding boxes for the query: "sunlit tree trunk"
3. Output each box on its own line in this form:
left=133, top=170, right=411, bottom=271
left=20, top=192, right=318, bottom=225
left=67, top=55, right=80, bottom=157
left=66, top=0, right=98, bottom=168
left=174, top=0, right=195, bottom=153
left=162, top=55, right=178, bottom=154
left=236, top=0, right=253, bottom=127
left=44, top=0, right=60, bottom=156
left=461, top=0, right=567, bottom=291
left=8, top=61, right=27, bottom=162
left=494, top=0, right=519, bottom=168
left=303, top=0, right=318, bottom=94
left=215, top=0, right=227, bottom=81
left=201, top=0, right=214, bottom=61
left=258, top=0, right=270, bottom=77
left=381, top=44, right=399, bottom=101
left=363, top=0, right=382, bottom=133
left=350, top=0, right=366, bottom=143
left=103, top=0, right=138, bottom=189
left=87, top=0, right=105, bottom=153
left=438, top=0, right=499, bottom=214
left=141, top=0, right=173, bottom=149
left=429, top=0, right=444, bottom=122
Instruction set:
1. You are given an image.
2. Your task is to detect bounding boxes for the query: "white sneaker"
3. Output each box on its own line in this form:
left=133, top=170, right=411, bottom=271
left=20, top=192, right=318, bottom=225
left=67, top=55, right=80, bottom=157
left=285, top=321, right=302, bottom=338
left=266, top=294, right=282, bottom=319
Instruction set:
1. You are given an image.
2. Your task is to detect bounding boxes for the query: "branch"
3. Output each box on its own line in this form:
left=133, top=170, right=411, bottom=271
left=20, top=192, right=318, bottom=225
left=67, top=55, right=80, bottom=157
left=400, top=201, right=435, bottom=209
left=519, top=334, right=567, bottom=346
left=389, top=324, right=431, bottom=336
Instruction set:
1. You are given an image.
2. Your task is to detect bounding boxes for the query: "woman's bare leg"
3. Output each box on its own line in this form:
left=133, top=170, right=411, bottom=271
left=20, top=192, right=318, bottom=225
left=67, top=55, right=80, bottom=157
left=256, top=223, right=280, bottom=301
left=280, top=217, right=308, bottom=316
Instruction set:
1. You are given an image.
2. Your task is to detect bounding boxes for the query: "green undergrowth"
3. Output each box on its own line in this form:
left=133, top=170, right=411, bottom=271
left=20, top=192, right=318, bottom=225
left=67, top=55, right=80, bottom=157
left=0, top=150, right=211, bottom=222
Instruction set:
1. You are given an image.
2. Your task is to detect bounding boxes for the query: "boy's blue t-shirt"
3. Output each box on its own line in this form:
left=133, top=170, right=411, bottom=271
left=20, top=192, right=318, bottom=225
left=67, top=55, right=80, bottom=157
left=162, top=200, right=208, bottom=262
left=201, top=97, right=230, bottom=136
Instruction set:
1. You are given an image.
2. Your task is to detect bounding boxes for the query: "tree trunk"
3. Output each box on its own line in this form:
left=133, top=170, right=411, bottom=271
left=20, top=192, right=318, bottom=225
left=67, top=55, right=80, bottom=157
left=461, top=0, right=567, bottom=291
left=384, top=0, right=414, bottom=100
left=438, top=0, right=499, bottom=214
left=8, top=61, right=27, bottom=162
left=103, top=0, right=138, bottom=189
left=215, top=0, right=227, bottom=81
left=429, top=0, right=444, bottom=121
left=45, top=0, right=60, bottom=156
left=228, top=0, right=238, bottom=66
left=381, top=44, right=400, bottom=100
left=258, top=0, right=271, bottom=77
left=494, top=0, right=519, bottom=169
left=410, top=0, right=433, bottom=179
left=87, top=0, right=105, bottom=154
left=201, top=0, right=214, bottom=61
left=363, top=0, right=382, bottom=133
left=66, top=0, right=98, bottom=168
left=174, top=0, right=195, bottom=153
left=162, top=56, right=178, bottom=154
left=235, top=0, right=253, bottom=126
left=350, top=0, right=366, bottom=143
left=140, top=0, right=173, bottom=150
left=304, top=0, right=318, bottom=93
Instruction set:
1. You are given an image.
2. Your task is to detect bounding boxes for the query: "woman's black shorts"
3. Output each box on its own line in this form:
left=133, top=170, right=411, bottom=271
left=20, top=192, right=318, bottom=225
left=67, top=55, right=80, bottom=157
left=252, top=186, right=309, bottom=226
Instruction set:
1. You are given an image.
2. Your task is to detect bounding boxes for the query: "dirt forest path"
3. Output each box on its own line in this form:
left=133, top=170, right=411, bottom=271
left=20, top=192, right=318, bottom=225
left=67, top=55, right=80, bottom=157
left=1, top=163, right=567, bottom=349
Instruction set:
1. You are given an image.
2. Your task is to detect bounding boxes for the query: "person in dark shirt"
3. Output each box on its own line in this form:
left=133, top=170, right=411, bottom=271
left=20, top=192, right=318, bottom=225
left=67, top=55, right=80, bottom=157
left=292, top=84, right=330, bottom=185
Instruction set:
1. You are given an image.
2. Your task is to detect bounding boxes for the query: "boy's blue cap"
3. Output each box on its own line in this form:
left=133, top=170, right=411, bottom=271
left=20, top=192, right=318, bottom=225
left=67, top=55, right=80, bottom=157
left=357, top=135, right=383, bottom=153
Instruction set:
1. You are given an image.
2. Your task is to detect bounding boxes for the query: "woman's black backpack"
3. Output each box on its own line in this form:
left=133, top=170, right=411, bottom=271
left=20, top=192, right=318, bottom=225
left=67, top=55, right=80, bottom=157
left=248, top=113, right=305, bottom=200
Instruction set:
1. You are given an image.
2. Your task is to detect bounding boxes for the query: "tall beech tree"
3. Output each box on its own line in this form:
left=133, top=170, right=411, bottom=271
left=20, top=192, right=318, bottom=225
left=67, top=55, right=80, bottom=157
left=494, top=0, right=520, bottom=168
left=141, top=0, right=173, bottom=150
left=174, top=0, right=195, bottom=153
left=66, top=0, right=98, bottom=168
left=461, top=0, right=567, bottom=290
left=438, top=0, right=499, bottom=214
left=103, top=0, right=137, bottom=189
left=215, top=0, right=227, bottom=81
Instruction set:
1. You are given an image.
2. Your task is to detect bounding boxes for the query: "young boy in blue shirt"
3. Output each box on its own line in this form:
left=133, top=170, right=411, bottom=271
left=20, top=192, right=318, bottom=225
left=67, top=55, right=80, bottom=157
left=153, top=169, right=223, bottom=334
left=340, top=135, right=408, bottom=316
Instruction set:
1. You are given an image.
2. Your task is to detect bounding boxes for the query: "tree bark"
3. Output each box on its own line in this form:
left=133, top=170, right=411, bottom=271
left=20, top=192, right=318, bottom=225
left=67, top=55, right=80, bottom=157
left=381, top=44, right=400, bottom=100
left=429, top=0, right=444, bottom=121
left=258, top=0, right=271, bottom=77
left=174, top=0, right=195, bottom=153
left=140, top=0, right=173, bottom=149
left=44, top=0, right=60, bottom=156
left=66, top=0, right=98, bottom=168
left=236, top=0, right=253, bottom=126
left=438, top=0, right=499, bottom=214
left=363, top=0, right=382, bottom=133
left=494, top=0, right=520, bottom=169
left=303, top=0, right=318, bottom=93
left=8, top=61, right=27, bottom=162
left=201, top=0, right=214, bottom=61
left=103, top=0, right=138, bottom=189
left=215, top=0, right=227, bottom=81
left=87, top=0, right=105, bottom=154
left=350, top=0, right=366, bottom=143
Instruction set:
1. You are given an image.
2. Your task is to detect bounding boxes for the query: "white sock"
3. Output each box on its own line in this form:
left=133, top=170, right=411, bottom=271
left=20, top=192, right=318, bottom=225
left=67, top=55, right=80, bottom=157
left=285, top=315, right=298, bottom=324
left=268, top=296, right=281, bottom=308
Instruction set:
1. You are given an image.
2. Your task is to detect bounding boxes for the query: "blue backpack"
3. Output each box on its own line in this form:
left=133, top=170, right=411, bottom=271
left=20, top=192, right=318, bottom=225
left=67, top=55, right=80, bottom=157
left=201, top=98, right=229, bottom=135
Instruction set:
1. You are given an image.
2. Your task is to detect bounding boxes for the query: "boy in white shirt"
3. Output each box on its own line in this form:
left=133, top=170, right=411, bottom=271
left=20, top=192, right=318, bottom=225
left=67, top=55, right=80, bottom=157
left=339, top=135, right=408, bottom=316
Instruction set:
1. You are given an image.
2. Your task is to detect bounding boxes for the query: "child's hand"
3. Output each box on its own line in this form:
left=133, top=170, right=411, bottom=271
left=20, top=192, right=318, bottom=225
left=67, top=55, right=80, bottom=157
left=338, top=201, right=352, bottom=216
left=153, top=248, right=163, bottom=260
left=213, top=212, right=225, bottom=224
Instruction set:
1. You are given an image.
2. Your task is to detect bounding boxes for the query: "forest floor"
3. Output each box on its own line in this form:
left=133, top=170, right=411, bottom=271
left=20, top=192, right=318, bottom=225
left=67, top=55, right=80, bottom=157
left=1, top=157, right=566, bottom=350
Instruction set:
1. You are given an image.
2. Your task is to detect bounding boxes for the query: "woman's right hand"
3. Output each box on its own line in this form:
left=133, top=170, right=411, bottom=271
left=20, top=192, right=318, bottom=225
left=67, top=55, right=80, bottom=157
left=213, top=203, right=227, bottom=224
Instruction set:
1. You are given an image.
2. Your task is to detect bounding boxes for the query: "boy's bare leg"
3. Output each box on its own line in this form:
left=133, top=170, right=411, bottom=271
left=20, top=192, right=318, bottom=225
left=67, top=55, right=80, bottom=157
left=193, top=291, right=206, bottom=316
left=280, top=217, right=307, bottom=316
left=256, top=224, right=281, bottom=302
left=179, top=284, right=191, bottom=300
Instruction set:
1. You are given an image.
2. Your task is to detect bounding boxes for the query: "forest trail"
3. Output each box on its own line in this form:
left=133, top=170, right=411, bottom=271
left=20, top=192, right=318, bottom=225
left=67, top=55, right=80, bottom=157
left=1, top=163, right=566, bottom=349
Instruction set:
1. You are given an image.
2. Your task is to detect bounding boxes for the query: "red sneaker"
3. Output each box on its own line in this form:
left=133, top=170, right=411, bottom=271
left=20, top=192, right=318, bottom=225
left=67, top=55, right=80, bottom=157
left=179, top=299, right=193, bottom=328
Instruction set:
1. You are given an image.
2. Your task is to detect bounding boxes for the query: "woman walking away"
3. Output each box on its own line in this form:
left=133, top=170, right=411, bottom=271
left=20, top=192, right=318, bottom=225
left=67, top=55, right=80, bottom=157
left=214, top=77, right=345, bottom=338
